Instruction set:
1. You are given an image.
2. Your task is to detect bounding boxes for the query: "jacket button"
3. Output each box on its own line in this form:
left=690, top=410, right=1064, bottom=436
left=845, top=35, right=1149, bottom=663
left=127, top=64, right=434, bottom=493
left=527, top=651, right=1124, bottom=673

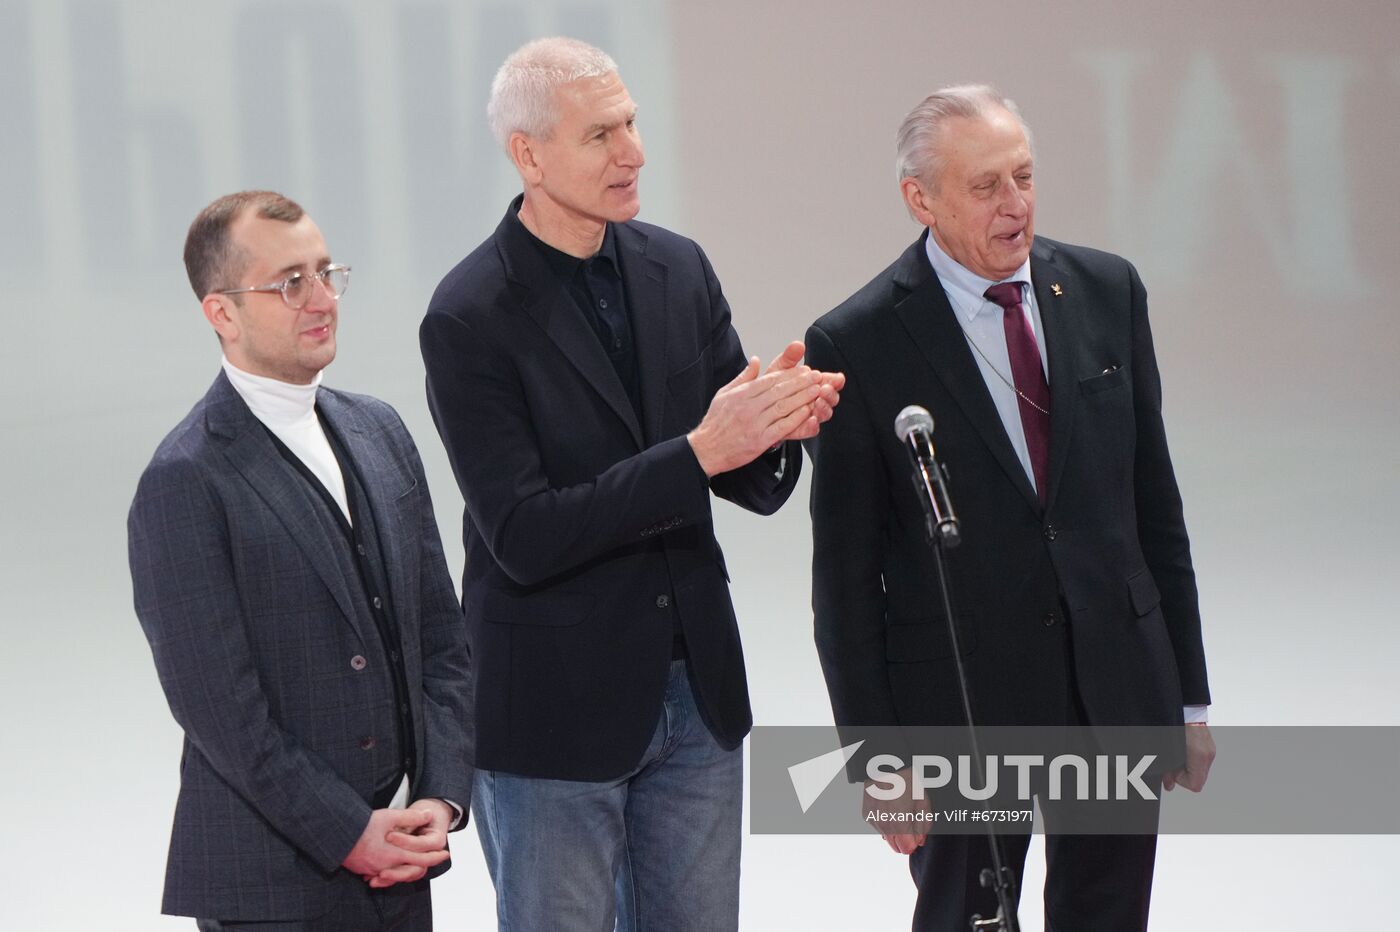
left=656, top=594, right=670, bottom=609
left=1043, top=525, right=1058, bottom=541
left=350, top=655, right=367, bottom=671
left=359, top=736, right=376, bottom=750
left=1043, top=612, right=1057, bottom=627
left=372, top=596, right=383, bottom=609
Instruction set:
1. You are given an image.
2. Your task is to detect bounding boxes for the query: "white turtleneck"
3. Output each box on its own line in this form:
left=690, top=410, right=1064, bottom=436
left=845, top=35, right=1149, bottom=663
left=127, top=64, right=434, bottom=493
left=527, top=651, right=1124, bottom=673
left=222, top=357, right=351, bottom=524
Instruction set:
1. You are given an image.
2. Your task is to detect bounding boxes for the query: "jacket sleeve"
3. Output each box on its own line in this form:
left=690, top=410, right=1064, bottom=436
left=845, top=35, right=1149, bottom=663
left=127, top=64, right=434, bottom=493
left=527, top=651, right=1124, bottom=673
left=127, top=457, right=370, bottom=873
left=391, top=417, right=475, bottom=821
left=1126, top=262, right=1211, bottom=706
left=804, top=323, right=903, bottom=732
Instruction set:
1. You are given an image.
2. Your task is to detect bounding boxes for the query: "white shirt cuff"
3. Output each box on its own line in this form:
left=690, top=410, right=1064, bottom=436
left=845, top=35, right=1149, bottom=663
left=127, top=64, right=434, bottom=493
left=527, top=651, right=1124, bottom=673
left=769, top=442, right=787, bottom=480
left=442, top=798, right=464, bottom=830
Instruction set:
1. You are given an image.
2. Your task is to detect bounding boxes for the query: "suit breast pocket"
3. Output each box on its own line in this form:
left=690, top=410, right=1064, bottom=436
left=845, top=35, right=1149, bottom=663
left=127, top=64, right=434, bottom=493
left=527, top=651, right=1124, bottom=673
left=666, top=344, right=715, bottom=412
left=1078, top=364, right=1127, bottom=396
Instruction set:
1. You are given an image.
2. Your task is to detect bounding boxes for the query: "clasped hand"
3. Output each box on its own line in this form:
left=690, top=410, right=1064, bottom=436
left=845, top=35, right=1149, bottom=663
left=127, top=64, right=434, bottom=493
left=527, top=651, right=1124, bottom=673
left=342, top=799, right=454, bottom=889
left=864, top=767, right=932, bottom=856
left=688, top=340, right=845, bottom=477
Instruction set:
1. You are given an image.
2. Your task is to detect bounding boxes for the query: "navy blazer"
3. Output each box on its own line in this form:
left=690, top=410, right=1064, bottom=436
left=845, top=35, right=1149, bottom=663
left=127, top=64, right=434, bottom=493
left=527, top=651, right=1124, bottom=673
left=128, top=372, right=472, bottom=921
left=806, top=234, right=1210, bottom=756
left=420, top=200, right=799, bottom=781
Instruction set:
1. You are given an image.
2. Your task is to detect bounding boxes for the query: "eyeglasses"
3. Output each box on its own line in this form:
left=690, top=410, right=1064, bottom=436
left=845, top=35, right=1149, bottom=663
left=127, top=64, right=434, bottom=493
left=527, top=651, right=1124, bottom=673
left=217, top=264, right=351, bottom=310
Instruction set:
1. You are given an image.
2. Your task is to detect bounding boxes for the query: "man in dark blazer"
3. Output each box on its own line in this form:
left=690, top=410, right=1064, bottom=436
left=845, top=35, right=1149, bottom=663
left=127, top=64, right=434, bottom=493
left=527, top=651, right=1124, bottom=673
left=129, top=191, right=472, bottom=931
left=805, top=87, right=1214, bottom=930
left=419, top=37, right=842, bottom=932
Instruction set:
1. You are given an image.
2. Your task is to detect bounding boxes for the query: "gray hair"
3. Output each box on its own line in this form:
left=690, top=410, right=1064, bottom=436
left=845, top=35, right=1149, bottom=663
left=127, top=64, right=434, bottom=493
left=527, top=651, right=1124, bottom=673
left=895, top=84, right=1033, bottom=188
left=487, top=36, right=619, bottom=153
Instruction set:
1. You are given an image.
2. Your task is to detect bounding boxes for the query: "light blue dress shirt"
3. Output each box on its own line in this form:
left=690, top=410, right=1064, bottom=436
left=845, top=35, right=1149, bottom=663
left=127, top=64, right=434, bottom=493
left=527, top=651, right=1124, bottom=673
left=923, top=232, right=1044, bottom=495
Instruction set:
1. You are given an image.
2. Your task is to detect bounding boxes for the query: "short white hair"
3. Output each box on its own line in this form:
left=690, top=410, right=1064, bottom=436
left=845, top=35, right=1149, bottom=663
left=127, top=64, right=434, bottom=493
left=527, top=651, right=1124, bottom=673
left=895, top=84, right=1034, bottom=188
left=487, top=36, right=618, bottom=154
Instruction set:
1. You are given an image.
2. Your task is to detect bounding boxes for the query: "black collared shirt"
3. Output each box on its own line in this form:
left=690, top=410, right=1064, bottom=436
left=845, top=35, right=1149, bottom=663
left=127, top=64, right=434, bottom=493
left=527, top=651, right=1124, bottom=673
left=514, top=210, right=642, bottom=421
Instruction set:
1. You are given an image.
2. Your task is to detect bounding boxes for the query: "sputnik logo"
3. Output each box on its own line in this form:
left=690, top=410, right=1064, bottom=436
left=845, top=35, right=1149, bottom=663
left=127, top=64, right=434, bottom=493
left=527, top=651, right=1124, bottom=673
left=787, top=740, right=865, bottom=813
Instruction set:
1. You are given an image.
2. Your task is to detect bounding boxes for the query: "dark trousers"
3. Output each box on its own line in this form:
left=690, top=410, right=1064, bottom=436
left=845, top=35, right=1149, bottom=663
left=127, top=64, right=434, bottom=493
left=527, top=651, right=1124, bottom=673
left=909, top=829, right=1157, bottom=931
left=910, top=611, right=1160, bottom=931
left=196, top=879, right=432, bottom=932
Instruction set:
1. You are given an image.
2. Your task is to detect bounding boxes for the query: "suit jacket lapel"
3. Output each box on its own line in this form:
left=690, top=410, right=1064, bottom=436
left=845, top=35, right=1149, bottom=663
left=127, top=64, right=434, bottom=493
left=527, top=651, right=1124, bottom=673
left=1030, top=239, right=1080, bottom=515
left=316, top=391, right=418, bottom=627
left=893, top=237, right=1042, bottom=513
left=494, top=205, right=644, bottom=449
left=204, top=373, right=365, bottom=641
left=616, top=223, right=670, bottom=446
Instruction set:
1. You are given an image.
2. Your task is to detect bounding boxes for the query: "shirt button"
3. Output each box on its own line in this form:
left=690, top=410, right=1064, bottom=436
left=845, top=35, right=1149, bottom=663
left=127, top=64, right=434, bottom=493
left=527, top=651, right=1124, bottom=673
left=1043, top=525, right=1058, bottom=541
left=356, top=544, right=366, bottom=556
left=656, top=594, right=670, bottom=609
left=599, top=298, right=608, bottom=309
left=359, top=736, right=376, bottom=750
left=389, top=650, right=400, bottom=662
left=372, top=596, right=383, bottom=609
left=1043, top=612, right=1058, bottom=627
left=350, top=655, right=367, bottom=671
left=400, top=702, right=410, bottom=714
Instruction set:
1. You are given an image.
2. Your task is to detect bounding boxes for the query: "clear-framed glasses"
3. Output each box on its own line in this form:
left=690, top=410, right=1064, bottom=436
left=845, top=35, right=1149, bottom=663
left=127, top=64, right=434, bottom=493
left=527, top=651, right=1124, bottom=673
left=217, top=264, right=351, bottom=310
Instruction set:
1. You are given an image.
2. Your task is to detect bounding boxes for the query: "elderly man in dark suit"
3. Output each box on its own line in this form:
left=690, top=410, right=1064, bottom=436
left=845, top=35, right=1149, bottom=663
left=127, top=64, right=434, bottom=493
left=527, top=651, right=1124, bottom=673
left=129, top=190, right=472, bottom=931
left=805, top=86, right=1214, bottom=930
left=419, top=36, right=842, bottom=932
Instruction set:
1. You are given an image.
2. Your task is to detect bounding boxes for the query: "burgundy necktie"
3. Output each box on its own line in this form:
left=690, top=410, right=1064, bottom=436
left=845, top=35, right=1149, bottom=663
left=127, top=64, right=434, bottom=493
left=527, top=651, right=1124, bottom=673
left=984, top=282, right=1050, bottom=504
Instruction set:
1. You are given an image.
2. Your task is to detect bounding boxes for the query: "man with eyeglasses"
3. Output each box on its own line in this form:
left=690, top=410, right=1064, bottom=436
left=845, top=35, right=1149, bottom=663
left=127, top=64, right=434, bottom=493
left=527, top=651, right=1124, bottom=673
left=129, top=190, right=472, bottom=931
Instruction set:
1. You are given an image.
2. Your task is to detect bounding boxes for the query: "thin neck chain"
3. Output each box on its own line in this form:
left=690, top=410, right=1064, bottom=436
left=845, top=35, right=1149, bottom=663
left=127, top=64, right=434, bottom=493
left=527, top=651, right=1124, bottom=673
left=961, top=326, right=1050, bottom=417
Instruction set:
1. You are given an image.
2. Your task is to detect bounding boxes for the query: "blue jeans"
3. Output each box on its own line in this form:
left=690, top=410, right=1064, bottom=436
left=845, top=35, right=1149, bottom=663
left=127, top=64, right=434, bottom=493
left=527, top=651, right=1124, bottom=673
left=472, top=660, right=743, bottom=932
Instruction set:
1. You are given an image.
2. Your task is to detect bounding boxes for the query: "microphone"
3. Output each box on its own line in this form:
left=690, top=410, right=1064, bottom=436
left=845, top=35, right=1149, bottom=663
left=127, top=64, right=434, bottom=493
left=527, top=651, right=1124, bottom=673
left=894, top=405, right=961, bottom=548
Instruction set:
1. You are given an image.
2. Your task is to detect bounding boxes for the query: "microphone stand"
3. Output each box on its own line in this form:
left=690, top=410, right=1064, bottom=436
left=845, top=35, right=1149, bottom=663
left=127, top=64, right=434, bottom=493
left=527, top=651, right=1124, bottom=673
left=915, top=466, right=1021, bottom=932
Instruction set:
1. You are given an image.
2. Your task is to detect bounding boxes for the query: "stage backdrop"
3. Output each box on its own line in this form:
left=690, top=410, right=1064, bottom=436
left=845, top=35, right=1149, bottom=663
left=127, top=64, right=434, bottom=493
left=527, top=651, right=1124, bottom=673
left=2, top=1, right=1396, bottom=928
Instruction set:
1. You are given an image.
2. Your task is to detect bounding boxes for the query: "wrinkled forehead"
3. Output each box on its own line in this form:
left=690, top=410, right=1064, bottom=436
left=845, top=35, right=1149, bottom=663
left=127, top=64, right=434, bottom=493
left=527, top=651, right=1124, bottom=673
left=555, top=72, right=636, bottom=127
left=941, top=111, right=1032, bottom=173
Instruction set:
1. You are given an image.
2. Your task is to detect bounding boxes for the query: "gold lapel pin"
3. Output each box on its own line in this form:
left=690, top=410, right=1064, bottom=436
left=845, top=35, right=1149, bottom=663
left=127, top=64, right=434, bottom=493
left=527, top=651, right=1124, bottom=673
left=1051, top=283, right=1064, bottom=296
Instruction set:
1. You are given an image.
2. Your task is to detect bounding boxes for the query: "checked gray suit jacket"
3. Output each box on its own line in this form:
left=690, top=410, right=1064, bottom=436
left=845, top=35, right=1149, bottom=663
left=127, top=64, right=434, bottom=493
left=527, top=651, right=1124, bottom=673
left=128, top=371, right=472, bottom=922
